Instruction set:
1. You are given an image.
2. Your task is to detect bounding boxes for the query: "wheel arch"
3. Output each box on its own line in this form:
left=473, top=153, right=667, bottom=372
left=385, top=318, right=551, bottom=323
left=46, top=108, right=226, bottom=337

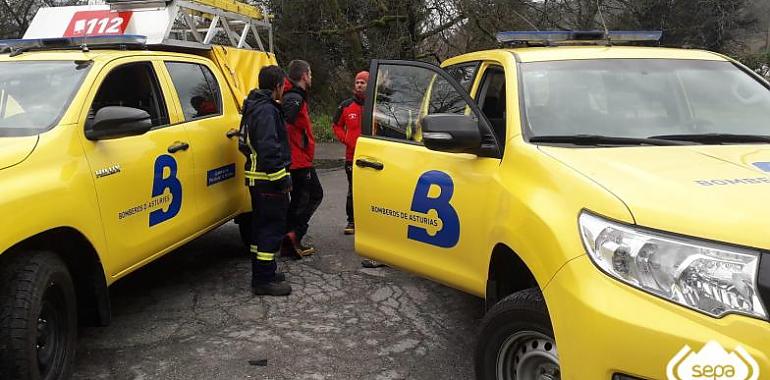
left=2, top=227, right=111, bottom=326
left=486, top=243, right=539, bottom=310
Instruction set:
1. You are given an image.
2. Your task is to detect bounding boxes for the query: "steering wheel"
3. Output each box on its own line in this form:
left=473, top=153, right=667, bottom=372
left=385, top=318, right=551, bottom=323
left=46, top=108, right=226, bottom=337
left=731, top=81, right=764, bottom=105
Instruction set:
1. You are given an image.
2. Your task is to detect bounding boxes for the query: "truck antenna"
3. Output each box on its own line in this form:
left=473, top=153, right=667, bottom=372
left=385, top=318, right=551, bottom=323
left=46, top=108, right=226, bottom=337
left=596, top=0, right=610, bottom=45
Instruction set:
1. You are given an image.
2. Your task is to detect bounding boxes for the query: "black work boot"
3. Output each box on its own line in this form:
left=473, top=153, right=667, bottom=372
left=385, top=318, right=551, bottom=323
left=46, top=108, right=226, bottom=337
left=272, top=272, right=286, bottom=283
left=252, top=282, right=292, bottom=296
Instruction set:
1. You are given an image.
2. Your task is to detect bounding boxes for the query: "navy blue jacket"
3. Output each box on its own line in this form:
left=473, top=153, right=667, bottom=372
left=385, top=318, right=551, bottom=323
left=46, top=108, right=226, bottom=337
left=239, top=89, right=292, bottom=191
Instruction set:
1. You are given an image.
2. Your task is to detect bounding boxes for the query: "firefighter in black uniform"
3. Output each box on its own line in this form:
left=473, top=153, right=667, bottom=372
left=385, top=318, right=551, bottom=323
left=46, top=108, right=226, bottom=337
left=239, top=65, right=293, bottom=296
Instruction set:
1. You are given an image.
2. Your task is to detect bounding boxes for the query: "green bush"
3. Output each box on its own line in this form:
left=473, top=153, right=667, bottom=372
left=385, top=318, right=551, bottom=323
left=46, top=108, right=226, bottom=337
left=311, top=112, right=336, bottom=143
left=737, top=52, right=770, bottom=72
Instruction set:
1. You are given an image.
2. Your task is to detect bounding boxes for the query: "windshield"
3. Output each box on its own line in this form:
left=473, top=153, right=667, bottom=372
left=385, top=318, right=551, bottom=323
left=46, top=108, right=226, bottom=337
left=521, top=59, right=770, bottom=141
left=0, top=61, right=90, bottom=137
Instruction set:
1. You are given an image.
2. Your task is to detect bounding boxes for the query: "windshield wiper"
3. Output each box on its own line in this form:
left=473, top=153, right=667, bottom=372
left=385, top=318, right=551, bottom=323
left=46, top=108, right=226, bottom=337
left=649, top=133, right=770, bottom=144
left=529, top=134, right=693, bottom=146
left=8, top=47, right=31, bottom=57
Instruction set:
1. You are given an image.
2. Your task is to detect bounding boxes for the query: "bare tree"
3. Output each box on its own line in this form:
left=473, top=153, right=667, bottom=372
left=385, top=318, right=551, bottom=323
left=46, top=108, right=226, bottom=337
left=1, top=0, right=82, bottom=39
left=246, top=0, right=763, bottom=110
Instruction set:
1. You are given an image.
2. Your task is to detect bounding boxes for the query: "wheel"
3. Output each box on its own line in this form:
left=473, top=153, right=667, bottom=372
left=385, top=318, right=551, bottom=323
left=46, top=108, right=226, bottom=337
left=0, top=251, right=77, bottom=380
left=475, top=288, right=560, bottom=380
left=236, top=212, right=253, bottom=248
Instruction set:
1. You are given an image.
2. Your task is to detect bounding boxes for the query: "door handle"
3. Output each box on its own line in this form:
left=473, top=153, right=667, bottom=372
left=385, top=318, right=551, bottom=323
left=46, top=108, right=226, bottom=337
left=226, top=129, right=240, bottom=139
left=355, top=158, right=384, bottom=171
left=168, top=141, right=189, bottom=153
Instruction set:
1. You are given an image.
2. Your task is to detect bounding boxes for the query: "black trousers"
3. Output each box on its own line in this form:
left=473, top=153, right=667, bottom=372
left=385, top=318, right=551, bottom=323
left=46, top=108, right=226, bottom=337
left=287, top=167, right=323, bottom=241
left=345, top=161, right=353, bottom=223
left=249, top=186, right=289, bottom=285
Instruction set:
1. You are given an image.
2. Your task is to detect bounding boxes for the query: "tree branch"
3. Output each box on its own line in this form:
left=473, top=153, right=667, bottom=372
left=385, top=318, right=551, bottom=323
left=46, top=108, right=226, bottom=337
left=1, top=0, right=25, bottom=28
left=318, top=15, right=409, bottom=35
left=416, top=13, right=465, bottom=41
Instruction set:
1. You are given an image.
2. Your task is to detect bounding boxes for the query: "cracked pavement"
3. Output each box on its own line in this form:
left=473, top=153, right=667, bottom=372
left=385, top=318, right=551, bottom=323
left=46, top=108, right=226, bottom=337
left=73, top=168, right=481, bottom=380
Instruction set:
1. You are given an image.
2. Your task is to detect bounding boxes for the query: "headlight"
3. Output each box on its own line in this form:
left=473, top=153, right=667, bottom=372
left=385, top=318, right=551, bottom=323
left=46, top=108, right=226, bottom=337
left=579, top=211, right=767, bottom=319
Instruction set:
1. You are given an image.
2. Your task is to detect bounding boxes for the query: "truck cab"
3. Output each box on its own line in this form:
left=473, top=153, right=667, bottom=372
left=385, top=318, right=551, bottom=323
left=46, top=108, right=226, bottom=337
left=354, top=31, right=770, bottom=379
left=0, top=2, right=275, bottom=378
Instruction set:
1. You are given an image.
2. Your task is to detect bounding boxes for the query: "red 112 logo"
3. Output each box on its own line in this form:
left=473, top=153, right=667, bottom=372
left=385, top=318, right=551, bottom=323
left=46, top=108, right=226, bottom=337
left=64, top=11, right=133, bottom=37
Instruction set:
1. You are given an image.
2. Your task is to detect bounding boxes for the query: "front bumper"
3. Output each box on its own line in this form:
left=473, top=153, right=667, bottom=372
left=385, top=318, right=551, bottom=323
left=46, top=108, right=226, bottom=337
left=544, top=255, right=770, bottom=379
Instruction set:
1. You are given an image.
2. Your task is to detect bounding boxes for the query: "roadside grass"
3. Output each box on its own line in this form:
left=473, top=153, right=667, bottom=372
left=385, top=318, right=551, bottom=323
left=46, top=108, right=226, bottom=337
left=309, top=112, right=344, bottom=169
left=311, top=113, right=336, bottom=143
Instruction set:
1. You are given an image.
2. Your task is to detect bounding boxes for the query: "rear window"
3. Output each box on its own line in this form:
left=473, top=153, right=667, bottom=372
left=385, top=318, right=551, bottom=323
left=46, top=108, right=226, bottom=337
left=165, top=62, right=222, bottom=121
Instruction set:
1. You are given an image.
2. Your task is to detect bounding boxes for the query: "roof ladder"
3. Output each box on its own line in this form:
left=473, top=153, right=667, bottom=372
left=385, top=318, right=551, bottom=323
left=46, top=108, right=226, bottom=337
left=106, top=0, right=273, bottom=52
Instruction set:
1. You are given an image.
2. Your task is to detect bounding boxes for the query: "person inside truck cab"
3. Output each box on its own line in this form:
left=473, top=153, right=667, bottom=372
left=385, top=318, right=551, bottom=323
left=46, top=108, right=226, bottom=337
left=190, top=95, right=217, bottom=118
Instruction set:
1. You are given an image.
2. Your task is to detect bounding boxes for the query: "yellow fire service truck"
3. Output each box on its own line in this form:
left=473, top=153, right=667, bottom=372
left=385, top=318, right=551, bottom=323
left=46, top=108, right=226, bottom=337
left=0, top=1, right=275, bottom=378
left=354, top=31, right=770, bottom=379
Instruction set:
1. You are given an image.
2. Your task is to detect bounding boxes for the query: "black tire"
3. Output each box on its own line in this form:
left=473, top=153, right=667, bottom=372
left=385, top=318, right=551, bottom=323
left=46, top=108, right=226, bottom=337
left=474, top=288, right=560, bottom=380
left=236, top=212, right=252, bottom=248
left=0, top=251, right=78, bottom=380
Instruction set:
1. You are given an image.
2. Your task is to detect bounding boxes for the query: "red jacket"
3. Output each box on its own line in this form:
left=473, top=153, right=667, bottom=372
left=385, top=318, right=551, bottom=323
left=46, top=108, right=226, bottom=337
left=332, top=96, right=363, bottom=162
left=282, top=79, right=315, bottom=169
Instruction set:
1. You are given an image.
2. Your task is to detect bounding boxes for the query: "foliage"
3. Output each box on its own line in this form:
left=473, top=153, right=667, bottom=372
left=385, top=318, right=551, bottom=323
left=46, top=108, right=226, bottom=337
left=2, top=0, right=768, bottom=108
left=311, top=112, right=336, bottom=143
left=0, top=0, right=81, bottom=39
left=738, top=51, right=770, bottom=77
left=254, top=0, right=767, bottom=112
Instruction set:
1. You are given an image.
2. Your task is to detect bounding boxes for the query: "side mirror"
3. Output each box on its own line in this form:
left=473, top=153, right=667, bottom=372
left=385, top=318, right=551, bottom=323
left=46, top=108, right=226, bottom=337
left=421, top=113, right=481, bottom=154
left=85, top=106, right=152, bottom=141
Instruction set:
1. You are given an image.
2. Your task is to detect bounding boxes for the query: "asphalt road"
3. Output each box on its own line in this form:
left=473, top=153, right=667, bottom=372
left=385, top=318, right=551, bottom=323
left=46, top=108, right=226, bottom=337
left=72, top=167, right=481, bottom=380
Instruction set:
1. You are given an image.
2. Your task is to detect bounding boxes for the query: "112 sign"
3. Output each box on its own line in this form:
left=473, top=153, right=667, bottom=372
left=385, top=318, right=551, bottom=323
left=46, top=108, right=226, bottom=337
left=64, top=11, right=133, bottom=37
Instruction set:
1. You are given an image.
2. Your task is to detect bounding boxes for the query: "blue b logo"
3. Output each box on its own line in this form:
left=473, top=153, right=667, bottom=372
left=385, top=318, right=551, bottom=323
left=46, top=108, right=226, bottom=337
left=753, top=162, right=770, bottom=172
left=408, top=171, right=460, bottom=248
left=149, top=155, right=182, bottom=227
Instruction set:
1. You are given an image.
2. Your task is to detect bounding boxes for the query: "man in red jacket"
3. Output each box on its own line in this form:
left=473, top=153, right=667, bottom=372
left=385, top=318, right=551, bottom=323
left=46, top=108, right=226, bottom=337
left=333, top=71, right=386, bottom=269
left=332, top=71, right=368, bottom=235
left=282, top=60, right=323, bottom=258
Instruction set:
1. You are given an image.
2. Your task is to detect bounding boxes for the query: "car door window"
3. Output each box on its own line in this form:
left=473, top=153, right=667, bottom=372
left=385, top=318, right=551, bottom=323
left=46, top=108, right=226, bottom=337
left=476, top=66, right=507, bottom=149
left=0, top=91, right=22, bottom=119
left=165, top=62, right=222, bottom=121
left=88, top=62, right=169, bottom=129
left=371, top=64, right=478, bottom=143
left=445, top=62, right=479, bottom=92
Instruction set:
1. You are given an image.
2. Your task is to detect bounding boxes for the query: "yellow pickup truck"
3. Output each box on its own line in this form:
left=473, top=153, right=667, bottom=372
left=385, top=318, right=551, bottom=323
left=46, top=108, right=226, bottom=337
left=0, top=1, right=275, bottom=378
left=354, top=31, right=770, bottom=379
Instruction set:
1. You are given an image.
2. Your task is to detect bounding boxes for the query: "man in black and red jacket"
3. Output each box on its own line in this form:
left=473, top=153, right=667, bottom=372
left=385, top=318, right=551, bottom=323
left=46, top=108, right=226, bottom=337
left=282, top=60, right=323, bottom=257
left=332, top=71, right=368, bottom=235
left=333, top=71, right=387, bottom=269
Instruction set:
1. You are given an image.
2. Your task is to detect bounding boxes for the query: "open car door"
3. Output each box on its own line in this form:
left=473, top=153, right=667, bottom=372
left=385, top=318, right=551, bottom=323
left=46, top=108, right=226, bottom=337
left=353, top=59, right=502, bottom=295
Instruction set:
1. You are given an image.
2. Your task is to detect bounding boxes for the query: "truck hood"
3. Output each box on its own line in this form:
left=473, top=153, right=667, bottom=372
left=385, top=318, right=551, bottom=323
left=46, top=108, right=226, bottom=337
left=541, top=145, right=770, bottom=250
left=0, top=135, right=38, bottom=170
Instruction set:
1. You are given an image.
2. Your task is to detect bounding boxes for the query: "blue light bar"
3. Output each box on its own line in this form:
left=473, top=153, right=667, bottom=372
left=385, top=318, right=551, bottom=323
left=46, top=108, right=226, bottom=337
left=0, top=35, right=147, bottom=53
left=496, top=30, right=662, bottom=45
left=105, top=0, right=170, bottom=10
